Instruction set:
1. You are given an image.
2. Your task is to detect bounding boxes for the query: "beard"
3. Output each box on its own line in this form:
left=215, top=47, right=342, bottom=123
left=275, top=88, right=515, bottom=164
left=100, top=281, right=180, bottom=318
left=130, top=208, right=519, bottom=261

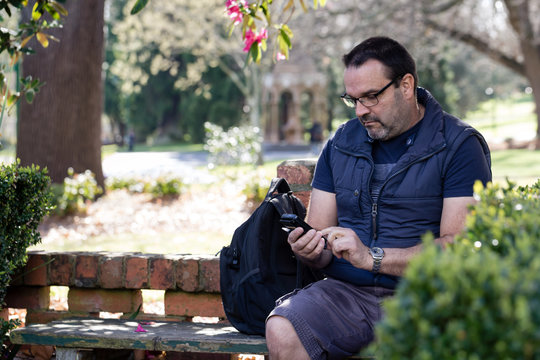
left=360, top=115, right=390, bottom=141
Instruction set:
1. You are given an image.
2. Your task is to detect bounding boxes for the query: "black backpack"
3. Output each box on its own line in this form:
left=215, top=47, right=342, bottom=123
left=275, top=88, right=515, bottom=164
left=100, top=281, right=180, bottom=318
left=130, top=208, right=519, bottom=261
left=219, top=178, right=322, bottom=335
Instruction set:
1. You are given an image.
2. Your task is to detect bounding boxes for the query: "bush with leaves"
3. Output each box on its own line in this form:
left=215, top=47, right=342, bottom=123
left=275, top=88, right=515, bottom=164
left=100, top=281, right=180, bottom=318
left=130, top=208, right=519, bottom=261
left=144, top=175, right=184, bottom=199
left=370, top=179, right=540, bottom=359
left=50, top=168, right=102, bottom=216
left=204, top=122, right=262, bottom=166
left=106, top=174, right=184, bottom=200
left=0, top=161, right=51, bottom=354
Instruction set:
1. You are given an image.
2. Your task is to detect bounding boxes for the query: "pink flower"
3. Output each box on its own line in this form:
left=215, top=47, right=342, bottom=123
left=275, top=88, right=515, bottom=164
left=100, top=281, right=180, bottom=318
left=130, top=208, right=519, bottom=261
left=276, top=52, right=287, bottom=61
left=243, top=28, right=268, bottom=52
left=226, top=0, right=247, bottom=25
left=135, top=323, right=147, bottom=332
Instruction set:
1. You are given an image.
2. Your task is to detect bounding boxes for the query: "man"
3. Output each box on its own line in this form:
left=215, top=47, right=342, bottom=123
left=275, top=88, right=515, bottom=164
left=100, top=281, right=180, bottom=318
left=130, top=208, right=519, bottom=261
left=265, top=36, right=492, bottom=359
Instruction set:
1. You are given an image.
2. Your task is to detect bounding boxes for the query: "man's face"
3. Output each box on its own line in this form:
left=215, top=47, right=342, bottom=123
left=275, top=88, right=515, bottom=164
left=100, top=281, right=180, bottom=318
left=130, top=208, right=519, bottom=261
left=344, top=59, right=408, bottom=141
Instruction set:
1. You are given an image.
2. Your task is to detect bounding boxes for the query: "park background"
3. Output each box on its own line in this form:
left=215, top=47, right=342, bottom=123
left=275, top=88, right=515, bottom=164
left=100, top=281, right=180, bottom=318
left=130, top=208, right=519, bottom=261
left=0, top=0, right=538, bottom=253
left=0, top=1, right=539, bottom=354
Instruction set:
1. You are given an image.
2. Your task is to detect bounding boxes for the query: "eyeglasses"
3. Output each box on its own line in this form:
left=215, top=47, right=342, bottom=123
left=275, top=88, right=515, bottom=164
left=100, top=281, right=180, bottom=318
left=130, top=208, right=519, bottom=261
left=340, top=78, right=397, bottom=108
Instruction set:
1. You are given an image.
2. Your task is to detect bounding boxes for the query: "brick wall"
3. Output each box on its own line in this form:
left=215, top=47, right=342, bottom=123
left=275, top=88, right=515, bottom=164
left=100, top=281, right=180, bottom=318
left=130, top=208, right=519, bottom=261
left=6, top=252, right=222, bottom=324
left=5, top=159, right=317, bottom=325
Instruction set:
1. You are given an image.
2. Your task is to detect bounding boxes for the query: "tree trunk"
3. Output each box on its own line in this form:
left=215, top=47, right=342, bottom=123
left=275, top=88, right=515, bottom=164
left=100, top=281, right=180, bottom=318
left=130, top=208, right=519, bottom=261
left=503, top=0, right=540, bottom=149
left=520, top=40, right=540, bottom=149
left=17, top=0, right=105, bottom=186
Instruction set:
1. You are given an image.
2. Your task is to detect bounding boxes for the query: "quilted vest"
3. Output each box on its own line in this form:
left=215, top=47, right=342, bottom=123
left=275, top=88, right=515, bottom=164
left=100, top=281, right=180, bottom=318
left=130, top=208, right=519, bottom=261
left=322, top=88, right=491, bottom=288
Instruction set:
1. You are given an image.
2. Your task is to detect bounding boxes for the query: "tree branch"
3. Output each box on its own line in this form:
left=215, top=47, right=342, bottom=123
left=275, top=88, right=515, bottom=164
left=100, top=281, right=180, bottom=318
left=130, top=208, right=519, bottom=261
left=503, top=0, right=534, bottom=40
left=421, top=0, right=465, bottom=15
left=215, top=56, right=250, bottom=96
left=425, top=19, right=525, bottom=76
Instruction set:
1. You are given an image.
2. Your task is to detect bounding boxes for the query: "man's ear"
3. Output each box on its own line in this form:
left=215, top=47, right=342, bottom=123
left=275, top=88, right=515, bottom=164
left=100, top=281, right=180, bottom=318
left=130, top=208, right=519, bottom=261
left=400, top=73, right=416, bottom=100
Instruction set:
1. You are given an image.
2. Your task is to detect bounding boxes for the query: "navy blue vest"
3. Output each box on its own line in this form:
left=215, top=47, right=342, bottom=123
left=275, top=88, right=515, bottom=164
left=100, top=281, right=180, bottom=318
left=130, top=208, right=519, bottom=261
left=321, top=88, right=491, bottom=288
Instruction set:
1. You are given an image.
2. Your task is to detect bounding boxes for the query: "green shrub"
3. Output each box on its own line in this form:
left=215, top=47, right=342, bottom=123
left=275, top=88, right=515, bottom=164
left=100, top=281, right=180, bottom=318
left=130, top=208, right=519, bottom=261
left=460, top=179, right=540, bottom=257
left=204, top=122, right=262, bottom=166
left=0, top=161, right=51, bottom=354
left=105, top=177, right=141, bottom=192
left=51, top=168, right=103, bottom=216
left=105, top=174, right=184, bottom=199
left=371, top=179, right=540, bottom=359
left=143, top=175, right=184, bottom=199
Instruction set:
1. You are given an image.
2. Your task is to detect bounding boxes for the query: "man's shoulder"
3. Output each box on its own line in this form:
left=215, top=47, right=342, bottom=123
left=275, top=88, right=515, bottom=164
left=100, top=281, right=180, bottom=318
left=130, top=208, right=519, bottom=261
left=335, top=118, right=361, bottom=133
left=441, top=112, right=487, bottom=149
left=331, top=118, right=367, bottom=145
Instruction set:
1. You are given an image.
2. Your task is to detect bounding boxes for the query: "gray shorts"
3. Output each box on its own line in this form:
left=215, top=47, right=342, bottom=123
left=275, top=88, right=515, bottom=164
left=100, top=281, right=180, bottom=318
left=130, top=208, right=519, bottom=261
left=267, top=278, right=394, bottom=360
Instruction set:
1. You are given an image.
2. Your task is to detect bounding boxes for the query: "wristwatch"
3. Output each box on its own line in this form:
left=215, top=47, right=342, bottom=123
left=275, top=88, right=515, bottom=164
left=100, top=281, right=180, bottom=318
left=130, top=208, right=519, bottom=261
left=369, top=247, right=385, bottom=274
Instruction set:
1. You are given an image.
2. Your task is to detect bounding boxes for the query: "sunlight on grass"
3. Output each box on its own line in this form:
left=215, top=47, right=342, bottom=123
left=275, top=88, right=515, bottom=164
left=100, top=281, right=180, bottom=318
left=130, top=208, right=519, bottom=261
left=491, top=149, right=540, bottom=186
left=464, top=96, right=536, bottom=142
left=0, top=143, right=15, bottom=164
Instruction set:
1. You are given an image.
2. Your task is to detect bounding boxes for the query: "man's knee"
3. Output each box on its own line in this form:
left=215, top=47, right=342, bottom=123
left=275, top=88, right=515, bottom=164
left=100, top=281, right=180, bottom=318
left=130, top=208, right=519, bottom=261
left=266, top=315, right=309, bottom=359
left=266, top=315, right=295, bottom=342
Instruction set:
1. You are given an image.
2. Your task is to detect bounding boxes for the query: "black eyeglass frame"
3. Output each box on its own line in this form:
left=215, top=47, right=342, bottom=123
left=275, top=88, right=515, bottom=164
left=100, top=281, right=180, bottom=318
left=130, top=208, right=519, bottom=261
left=340, top=77, right=399, bottom=108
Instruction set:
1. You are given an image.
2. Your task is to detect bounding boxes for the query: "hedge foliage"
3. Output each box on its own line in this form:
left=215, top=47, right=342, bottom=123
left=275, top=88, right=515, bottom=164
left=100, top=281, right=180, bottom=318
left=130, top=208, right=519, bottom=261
left=0, top=161, right=51, bottom=349
left=371, top=179, right=540, bottom=359
left=0, top=161, right=51, bottom=304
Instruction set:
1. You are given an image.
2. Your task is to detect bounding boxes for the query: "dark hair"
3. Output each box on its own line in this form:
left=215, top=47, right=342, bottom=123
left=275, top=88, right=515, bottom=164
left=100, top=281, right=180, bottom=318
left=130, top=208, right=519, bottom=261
left=342, top=36, right=418, bottom=89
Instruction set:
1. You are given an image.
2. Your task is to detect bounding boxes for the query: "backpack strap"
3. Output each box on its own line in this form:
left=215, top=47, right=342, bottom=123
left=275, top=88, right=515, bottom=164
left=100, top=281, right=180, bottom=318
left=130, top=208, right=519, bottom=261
left=264, top=178, right=291, bottom=202
left=288, top=192, right=305, bottom=218
left=270, top=195, right=288, bottom=216
left=265, top=179, right=320, bottom=289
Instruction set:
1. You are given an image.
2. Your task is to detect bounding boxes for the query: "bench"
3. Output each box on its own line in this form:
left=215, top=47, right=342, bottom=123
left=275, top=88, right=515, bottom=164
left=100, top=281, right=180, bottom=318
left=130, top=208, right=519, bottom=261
left=6, top=159, right=372, bottom=359
left=11, top=318, right=268, bottom=358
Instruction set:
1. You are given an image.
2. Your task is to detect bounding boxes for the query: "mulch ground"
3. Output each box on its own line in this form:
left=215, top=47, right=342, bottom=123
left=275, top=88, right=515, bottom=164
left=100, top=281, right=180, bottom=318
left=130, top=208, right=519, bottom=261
left=37, top=183, right=253, bottom=251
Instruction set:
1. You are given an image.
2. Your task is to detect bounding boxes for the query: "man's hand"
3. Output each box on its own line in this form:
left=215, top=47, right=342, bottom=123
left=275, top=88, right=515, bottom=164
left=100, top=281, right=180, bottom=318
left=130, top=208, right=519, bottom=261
left=288, top=227, right=332, bottom=268
left=322, top=227, right=371, bottom=270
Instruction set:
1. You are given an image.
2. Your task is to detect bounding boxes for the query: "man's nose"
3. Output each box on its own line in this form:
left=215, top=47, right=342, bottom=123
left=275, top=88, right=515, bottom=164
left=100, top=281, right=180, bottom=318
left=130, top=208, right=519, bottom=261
left=355, top=101, right=371, bottom=117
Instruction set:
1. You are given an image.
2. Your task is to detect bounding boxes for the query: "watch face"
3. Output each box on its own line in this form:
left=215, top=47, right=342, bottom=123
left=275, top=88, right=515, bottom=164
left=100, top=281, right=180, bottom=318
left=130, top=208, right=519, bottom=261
left=370, top=247, right=384, bottom=259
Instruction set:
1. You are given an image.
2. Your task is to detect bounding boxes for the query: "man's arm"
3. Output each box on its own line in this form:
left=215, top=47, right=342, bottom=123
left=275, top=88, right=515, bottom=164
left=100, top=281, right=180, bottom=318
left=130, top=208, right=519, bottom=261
left=305, top=188, right=338, bottom=229
left=324, top=196, right=476, bottom=276
left=287, top=188, right=337, bottom=268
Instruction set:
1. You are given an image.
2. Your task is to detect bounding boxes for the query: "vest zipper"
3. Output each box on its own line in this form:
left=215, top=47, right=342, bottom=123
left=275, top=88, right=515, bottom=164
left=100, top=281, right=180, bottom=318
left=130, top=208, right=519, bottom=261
left=371, top=203, right=378, bottom=241
left=335, top=143, right=446, bottom=248
left=369, top=145, right=446, bottom=248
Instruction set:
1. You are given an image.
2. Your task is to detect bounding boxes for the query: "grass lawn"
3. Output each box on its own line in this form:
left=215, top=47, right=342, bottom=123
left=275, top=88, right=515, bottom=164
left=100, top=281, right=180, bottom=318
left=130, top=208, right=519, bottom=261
left=490, top=149, right=539, bottom=186
left=464, top=95, right=536, bottom=142
left=0, top=143, right=15, bottom=163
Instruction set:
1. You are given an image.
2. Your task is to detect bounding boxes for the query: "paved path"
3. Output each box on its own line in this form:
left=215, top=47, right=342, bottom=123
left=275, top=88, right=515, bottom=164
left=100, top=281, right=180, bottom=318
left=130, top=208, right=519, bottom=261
left=102, top=149, right=316, bottom=183
left=102, top=151, right=208, bottom=179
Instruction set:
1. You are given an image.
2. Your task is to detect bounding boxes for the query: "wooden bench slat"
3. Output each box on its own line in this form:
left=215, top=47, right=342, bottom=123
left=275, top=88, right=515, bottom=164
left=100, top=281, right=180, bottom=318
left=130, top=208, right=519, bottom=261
left=10, top=318, right=268, bottom=354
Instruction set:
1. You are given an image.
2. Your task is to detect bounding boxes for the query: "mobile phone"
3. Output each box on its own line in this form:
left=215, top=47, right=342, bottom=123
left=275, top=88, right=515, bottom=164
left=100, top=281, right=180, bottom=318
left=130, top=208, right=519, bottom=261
left=279, top=214, right=327, bottom=248
left=280, top=213, right=314, bottom=234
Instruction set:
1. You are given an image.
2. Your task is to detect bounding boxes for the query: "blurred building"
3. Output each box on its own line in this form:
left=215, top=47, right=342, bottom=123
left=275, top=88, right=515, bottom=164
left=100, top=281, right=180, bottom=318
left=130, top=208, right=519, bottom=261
left=262, top=55, right=328, bottom=145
